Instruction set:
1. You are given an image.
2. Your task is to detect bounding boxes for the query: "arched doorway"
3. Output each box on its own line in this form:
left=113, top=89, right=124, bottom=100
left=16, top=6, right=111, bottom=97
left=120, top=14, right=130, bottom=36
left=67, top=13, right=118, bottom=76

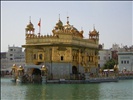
left=32, top=68, right=42, bottom=83
left=32, top=68, right=41, bottom=75
left=72, top=66, right=78, bottom=74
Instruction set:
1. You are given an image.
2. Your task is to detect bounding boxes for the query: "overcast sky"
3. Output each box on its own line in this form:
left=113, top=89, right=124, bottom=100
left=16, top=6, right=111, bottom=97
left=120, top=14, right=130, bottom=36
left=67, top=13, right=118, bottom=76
left=1, top=1, right=133, bottom=52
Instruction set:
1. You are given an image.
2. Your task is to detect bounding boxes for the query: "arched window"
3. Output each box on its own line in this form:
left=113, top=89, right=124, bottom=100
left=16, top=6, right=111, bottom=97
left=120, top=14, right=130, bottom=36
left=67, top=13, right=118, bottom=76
left=73, top=56, right=74, bottom=61
left=61, top=56, right=63, bottom=61
left=39, top=54, right=43, bottom=60
left=33, top=54, right=36, bottom=59
left=72, top=66, right=78, bottom=74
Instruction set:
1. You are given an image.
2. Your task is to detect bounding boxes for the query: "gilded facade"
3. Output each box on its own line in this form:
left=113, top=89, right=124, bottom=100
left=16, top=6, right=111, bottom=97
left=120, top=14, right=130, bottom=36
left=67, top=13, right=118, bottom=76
left=22, top=17, right=99, bottom=79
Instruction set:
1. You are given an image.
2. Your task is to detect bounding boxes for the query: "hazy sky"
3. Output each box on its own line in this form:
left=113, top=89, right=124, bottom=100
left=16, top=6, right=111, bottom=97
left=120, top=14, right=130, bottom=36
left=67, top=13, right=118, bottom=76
left=1, top=1, right=133, bottom=52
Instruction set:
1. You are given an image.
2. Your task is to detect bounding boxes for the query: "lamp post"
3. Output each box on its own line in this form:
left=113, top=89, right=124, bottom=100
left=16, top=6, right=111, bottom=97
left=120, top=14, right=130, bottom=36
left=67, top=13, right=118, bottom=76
left=11, top=64, right=17, bottom=81
left=17, top=65, right=24, bottom=83
left=41, top=65, right=47, bottom=83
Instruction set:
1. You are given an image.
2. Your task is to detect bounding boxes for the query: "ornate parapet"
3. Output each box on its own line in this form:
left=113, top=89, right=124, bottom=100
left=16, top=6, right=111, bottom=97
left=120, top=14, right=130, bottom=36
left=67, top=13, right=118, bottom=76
left=52, top=29, right=83, bottom=38
left=72, top=39, right=98, bottom=49
left=26, top=33, right=58, bottom=39
left=25, top=34, right=59, bottom=44
left=25, top=36, right=98, bottom=50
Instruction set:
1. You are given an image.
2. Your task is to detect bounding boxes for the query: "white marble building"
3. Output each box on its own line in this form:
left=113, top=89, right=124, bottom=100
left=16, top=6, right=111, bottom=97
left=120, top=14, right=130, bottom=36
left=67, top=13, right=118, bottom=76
left=98, top=49, right=112, bottom=68
left=1, top=45, right=25, bottom=70
left=118, top=52, right=133, bottom=71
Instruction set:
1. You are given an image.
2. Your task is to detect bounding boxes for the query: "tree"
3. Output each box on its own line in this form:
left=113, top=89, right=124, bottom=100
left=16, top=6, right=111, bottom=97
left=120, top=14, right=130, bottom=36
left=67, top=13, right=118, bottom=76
left=102, top=59, right=118, bottom=69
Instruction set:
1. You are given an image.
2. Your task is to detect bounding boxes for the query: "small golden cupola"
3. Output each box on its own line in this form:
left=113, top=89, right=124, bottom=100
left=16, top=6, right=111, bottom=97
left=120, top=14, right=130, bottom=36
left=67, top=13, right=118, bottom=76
left=89, top=25, right=99, bottom=41
left=78, top=27, right=84, bottom=38
left=25, top=17, right=35, bottom=34
left=63, top=16, right=71, bottom=30
left=54, top=14, right=63, bottom=30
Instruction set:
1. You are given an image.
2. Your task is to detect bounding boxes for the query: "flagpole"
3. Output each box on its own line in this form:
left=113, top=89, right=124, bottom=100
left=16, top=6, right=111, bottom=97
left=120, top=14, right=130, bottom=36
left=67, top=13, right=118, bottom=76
left=39, top=25, right=40, bottom=34
left=39, top=24, right=41, bottom=34
left=38, top=18, right=41, bottom=36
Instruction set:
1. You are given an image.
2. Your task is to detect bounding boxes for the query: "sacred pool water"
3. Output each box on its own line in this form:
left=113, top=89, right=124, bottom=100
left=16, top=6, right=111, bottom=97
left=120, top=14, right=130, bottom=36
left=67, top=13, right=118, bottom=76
left=1, top=78, right=133, bottom=100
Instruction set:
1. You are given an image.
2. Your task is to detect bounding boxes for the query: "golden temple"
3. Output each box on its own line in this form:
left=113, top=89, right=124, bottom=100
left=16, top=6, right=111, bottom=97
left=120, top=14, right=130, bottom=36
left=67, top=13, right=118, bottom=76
left=21, top=16, right=99, bottom=81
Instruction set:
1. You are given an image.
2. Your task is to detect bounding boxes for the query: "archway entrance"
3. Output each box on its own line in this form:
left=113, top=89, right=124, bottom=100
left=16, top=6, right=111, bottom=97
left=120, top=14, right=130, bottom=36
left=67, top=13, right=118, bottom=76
left=72, top=66, right=78, bottom=74
left=72, top=66, right=79, bottom=80
left=32, top=68, right=41, bottom=75
left=32, top=68, right=42, bottom=83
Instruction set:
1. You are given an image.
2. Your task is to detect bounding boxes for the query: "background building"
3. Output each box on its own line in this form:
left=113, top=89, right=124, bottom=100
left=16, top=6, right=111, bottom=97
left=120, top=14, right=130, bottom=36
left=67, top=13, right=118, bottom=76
left=0, top=52, right=8, bottom=69
left=118, top=52, right=133, bottom=71
left=98, top=43, right=133, bottom=71
left=0, top=45, right=25, bottom=70
left=98, top=49, right=111, bottom=68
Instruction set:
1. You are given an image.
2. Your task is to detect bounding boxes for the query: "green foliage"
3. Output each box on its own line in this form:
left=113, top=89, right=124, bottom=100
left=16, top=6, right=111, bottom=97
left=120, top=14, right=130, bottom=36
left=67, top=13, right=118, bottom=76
left=103, top=59, right=118, bottom=69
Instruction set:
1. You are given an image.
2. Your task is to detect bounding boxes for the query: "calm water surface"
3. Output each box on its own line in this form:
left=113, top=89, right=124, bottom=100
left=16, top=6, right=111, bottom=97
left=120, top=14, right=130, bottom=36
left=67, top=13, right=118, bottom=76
left=1, top=78, right=133, bottom=100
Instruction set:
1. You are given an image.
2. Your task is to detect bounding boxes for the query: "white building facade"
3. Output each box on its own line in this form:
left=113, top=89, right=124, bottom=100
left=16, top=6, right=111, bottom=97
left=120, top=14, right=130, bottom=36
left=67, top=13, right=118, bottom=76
left=1, top=45, right=25, bottom=69
left=111, top=44, right=120, bottom=51
left=118, top=52, right=133, bottom=71
left=98, top=49, right=112, bottom=68
left=0, top=52, right=8, bottom=69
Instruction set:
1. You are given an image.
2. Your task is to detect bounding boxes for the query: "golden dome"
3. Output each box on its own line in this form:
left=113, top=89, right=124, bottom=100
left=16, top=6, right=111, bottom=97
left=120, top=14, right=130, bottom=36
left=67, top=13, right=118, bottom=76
left=41, top=65, right=47, bottom=73
left=12, top=64, right=17, bottom=69
left=26, top=22, right=34, bottom=28
left=25, top=21, right=34, bottom=31
left=16, top=65, right=24, bottom=71
left=64, top=24, right=78, bottom=31
left=55, top=19, right=63, bottom=29
left=57, top=20, right=63, bottom=26
left=63, top=18, right=84, bottom=38
left=89, top=26, right=99, bottom=36
left=53, top=16, right=83, bottom=38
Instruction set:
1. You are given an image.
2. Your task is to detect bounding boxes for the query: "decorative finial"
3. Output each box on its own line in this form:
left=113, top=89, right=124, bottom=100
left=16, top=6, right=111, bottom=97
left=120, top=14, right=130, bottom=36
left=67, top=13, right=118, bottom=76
left=29, top=16, right=31, bottom=23
left=67, top=16, right=69, bottom=24
left=59, top=14, right=60, bottom=20
left=93, top=24, right=95, bottom=30
left=67, top=16, right=69, bottom=21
